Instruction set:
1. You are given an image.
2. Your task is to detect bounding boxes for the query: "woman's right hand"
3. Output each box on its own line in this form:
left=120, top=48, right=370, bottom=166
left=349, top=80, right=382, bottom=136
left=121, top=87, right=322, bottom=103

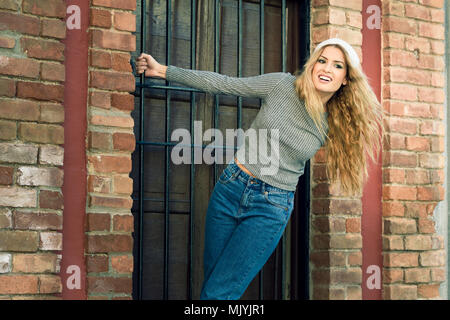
left=136, top=53, right=167, bottom=78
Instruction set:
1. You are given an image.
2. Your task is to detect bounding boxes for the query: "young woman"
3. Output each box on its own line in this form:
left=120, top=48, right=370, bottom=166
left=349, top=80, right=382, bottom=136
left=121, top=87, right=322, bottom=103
left=136, top=38, right=383, bottom=300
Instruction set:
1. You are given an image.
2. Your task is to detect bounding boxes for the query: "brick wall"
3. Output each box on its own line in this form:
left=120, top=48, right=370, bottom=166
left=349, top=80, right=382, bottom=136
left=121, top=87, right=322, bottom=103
left=310, top=0, right=364, bottom=300
left=0, top=0, right=65, bottom=299
left=381, top=0, right=446, bottom=299
left=85, top=0, right=136, bottom=299
left=310, top=0, right=446, bottom=300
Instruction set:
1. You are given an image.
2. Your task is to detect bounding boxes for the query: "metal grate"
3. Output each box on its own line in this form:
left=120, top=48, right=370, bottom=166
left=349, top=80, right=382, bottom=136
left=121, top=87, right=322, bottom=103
left=131, top=0, right=310, bottom=300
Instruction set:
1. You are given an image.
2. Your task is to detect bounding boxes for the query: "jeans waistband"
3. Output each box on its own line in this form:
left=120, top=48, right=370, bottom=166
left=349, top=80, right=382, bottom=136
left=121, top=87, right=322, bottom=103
left=227, top=158, right=291, bottom=194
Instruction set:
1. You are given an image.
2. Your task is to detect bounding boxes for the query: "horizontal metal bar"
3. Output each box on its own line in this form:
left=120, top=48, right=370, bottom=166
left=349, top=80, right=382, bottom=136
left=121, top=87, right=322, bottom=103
left=135, top=82, right=204, bottom=93
left=132, top=197, right=191, bottom=204
left=137, top=141, right=240, bottom=150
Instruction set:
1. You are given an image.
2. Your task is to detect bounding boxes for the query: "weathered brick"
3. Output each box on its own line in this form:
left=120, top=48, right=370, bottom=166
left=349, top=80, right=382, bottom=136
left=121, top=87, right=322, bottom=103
left=17, top=166, right=63, bottom=187
left=0, top=275, right=39, bottom=294
left=86, top=254, right=109, bottom=273
left=330, top=234, right=362, bottom=249
left=22, top=0, right=66, bottom=18
left=419, top=250, right=445, bottom=267
left=14, top=211, right=62, bottom=230
left=90, top=70, right=135, bottom=92
left=113, top=11, right=136, bottom=32
left=39, top=231, right=62, bottom=251
left=113, top=214, right=133, bottom=232
left=39, top=190, right=64, bottom=210
left=87, top=276, right=132, bottom=294
left=21, top=37, right=64, bottom=61
left=39, top=145, right=64, bottom=166
left=16, top=82, right=64, bottom=102
left=0, top=119, right=16, bottom=140
left=0, top=208, right=12, bottom=228
left=86, top=213, right=111, bottom=231
left=89, top=195, right=133, bottom=209
left=0, top=166, right=14, bottom=185
left=113, top=176, right=133, bottom=195
left=0, top=12, right=40, bottom=36
left=90, top=29, right=136, bottom=52
left=86, top=234, right=133, bottom=253
left=112, top=132, right=135, bottom=152
left=4, top=136, right=33, bottom=158
left=111, top=52, right=132, bottom=73
left=404, top=268, right=431, bottom=283
left=384, top=217, right=417, bottom=234
left=384, top=252, right=419, bottom=267
left=0, top=78, right=15, bottom=97
left=41, top=18, right=66, bottom=39
left=383, top=284, right=417, bottom=300
left=90, top=114, right=134, bottom=128
left=111, top=93, right=134, bottom=111
left=92, top=0, right=136, bottom=11
left=88, top=155, right=131, bottom=173
left=41, top=63, right=65, bottom=83
left=0, top=186, right=37, bottom=207
left=19, top=123, right=64, bottom=144
left=88, top=131, right=111, bottom=150
left=87, top=175, right=111, bottom=193
left=90, top=8, right=112, bottom=28
left=0, top=253, right=11, bottom=273
left=39, top=275, right=62, bottom=294
left=0, top=35, right=15, bottom=49
left=0, top=230, right=39, bottom=252
left=0, top=99, right=40, bottom=121
left=111, top=255, right=133, bottom=273
left=12, top=253, right=58, bottom=273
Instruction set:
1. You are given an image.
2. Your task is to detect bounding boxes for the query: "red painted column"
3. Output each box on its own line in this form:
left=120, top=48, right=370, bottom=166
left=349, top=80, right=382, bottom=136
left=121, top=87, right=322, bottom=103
left=61, top=1, right=89, bottom=299
left=361, top=0, right=383, bottom=300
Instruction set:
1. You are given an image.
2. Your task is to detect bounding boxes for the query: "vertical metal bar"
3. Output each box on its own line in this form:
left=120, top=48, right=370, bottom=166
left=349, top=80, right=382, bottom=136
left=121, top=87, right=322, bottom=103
left=281, top=0, right=287, bottom=300
left=138, top=0, right=147, bottom=301
left=237, top=0, right=243, bottom=130
left=258, top=0, right=265, bottom=301
left=164, top=0, right=172, bottom=300
left=188, top=0, right=197, bottom=300
left=214, top=0, right=220, bottom=183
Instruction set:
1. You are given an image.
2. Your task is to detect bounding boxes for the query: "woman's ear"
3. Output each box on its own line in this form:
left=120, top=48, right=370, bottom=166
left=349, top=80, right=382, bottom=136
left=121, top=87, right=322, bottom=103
left=342, top=77, right=348, bottom=86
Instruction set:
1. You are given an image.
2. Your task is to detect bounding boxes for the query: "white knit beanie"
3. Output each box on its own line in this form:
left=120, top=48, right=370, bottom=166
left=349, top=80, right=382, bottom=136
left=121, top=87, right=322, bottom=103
left=314, top=38, right=360, bottom=69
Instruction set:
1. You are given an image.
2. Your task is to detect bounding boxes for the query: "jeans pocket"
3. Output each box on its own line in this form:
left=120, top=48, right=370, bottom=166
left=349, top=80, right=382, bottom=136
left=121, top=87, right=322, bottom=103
left=218, top=166, right=238, bottom=185
left=263, top=190, right=290, bottom=212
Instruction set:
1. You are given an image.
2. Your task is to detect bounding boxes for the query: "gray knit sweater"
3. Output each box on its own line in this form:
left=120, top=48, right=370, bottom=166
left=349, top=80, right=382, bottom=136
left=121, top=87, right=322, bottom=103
left=166, top=65, right=329, bottom=191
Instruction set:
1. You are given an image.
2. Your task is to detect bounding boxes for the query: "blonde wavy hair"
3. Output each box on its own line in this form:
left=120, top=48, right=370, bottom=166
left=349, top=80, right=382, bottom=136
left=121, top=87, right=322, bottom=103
left=295, top=44, right=384, bottom=196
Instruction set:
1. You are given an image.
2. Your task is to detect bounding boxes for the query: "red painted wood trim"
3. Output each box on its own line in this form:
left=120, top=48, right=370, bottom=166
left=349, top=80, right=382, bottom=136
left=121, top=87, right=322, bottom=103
left=362, top=0, right=383, bottom=300
left=60, top=1, right=89, bottom=300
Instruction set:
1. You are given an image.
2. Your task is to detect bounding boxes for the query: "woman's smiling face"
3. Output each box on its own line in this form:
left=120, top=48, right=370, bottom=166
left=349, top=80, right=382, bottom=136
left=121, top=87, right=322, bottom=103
left=312, top=45, right=348, bottom=104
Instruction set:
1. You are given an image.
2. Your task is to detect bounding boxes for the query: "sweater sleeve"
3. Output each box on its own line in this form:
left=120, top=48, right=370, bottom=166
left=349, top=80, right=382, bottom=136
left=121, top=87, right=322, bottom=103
left=166, top=65, right=287, bottom=99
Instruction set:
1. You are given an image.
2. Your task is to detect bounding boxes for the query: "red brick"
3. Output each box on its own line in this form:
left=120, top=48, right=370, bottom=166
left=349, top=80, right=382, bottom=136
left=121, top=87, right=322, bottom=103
left=0, top=11, right=40, bottom=36
left=90, top=114, right=134, bottom=128
left=0, top=230, right=39, bottom=252
left=86, top=254, right=109, bottom=273
left=17, top=82, right=64, bottom=102
left=39, top=275, right=62, bottom=294
left=0, top=275, right=39, bottom=294
left=90, top=8, right=112, bottom=28
left=92, top=0, right=136, bottom=10
left=87, top=276, right=132, bottom=294
left=417, top=284, right=440, bottom=298
left=41, top=18, right=66, bottom=39
left=113, top=11, right=136, bottom=32
left=14, top=211, right=62, bottom=230
left=384, top=252, right=419, bottom=267
left=383, top=284, right=417, bottom=300
left=0, top=166, right=14, bottom=185
left=90, top=91, right=111, bottom=109
left=112, top=132, right=135, bottom=152
left=21, top=37, right=65, bottom=61
left=90, top=49, right=112, bottom=69
left=22, top=0, right=66, bottom=18
left=111, top=93, right=134, bottom=111
left=86, top=213, right=111, bottom=231
left=0, top=35, right=15, bottom=48
left=383, top=16, right=416, bottom=35
left=41, top=62, right=65, bottom=82
left=19, top=123, right=64, bottom=144
left=113, top=214, right=133, bottom=232
left=88, top=131, right=112, bottom=151
left=418, top=21, right=444, bottom=40
left=12, top=253, right=58, bottom=273
left=86, top=234, right=133, bottom=253
left=0, top=99, right=40, bottom=121
left=113, top=175, right=133, bottom=195
left=382, top=201, right=405, bottom=217
left=90, top=70, right=135, bottom=92
left=39, top=190, right=64, bottom=210
left=111, top=52, right=132, bottom=73
left=87, top=175, right=111, bottom=193
left=89, top=195, right=133, bottom=209
left=88, top=155, right=131, bottom=173
left=91, top=29, right=136, bottom=52
left=0, top=56, right=40, bottom=79
left=0, top=118, right=16, bottom=141
left=0, top=78, right=16, bottom=97
left=111, top=255, right=133, bottom=273
left=384, top=217, right=417, bottom=234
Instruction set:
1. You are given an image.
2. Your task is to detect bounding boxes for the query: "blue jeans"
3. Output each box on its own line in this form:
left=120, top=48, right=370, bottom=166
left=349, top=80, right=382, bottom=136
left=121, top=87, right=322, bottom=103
left=200, top=158, right=295, bottom=300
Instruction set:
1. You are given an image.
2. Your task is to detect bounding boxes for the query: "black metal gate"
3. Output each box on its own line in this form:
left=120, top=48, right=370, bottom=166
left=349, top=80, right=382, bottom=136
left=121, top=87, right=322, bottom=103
left=130, top=0, right=311, bottom=300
